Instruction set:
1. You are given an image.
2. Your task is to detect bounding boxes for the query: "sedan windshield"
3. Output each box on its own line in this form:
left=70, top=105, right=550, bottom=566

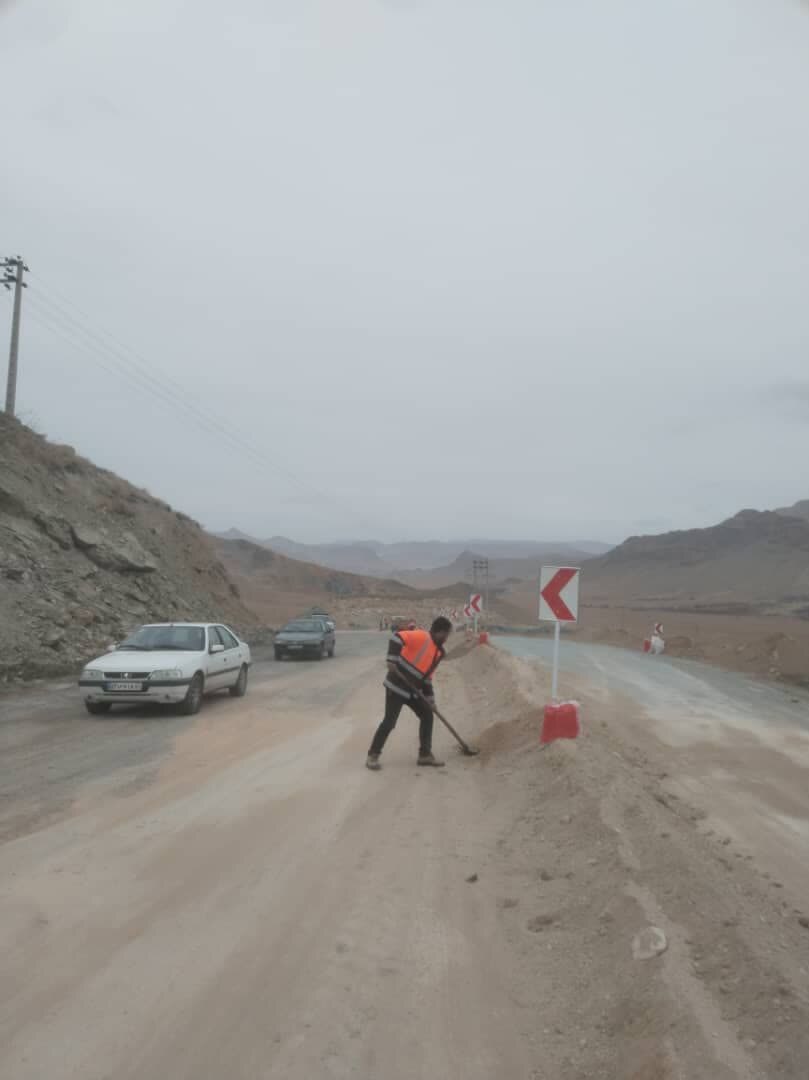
left=118, top=625, right=206, bottom=651
left=282, top=621, right=321, bottom=633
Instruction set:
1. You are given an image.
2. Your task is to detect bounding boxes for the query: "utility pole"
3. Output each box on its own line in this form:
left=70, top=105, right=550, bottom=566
left=3, top=255, right=29, bottom=416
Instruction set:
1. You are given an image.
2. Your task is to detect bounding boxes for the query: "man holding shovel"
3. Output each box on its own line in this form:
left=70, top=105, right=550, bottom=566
left=366, top=617, right=453, bottom=770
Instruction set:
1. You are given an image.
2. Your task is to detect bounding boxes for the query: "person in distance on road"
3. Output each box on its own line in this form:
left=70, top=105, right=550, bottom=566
left=366, top=617, right=453, bottom=771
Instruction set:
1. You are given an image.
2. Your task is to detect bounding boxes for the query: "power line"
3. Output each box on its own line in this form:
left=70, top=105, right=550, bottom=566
left=25, top=301, right=274, bottom=474
left=28, top=283, right=381, bottom=530
left=29, top=288, right=307, bottom=481
left=32, top=275, right=199, bottom=405
left=25, top=299, right=354, bottom=521
left=23, top=278, right=384, bottom=533
left=26, top=294, right=280, bottom=475
left=26, top=299, right=346, bottom=514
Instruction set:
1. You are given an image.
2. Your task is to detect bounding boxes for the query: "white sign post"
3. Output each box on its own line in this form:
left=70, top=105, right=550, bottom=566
left=469, top=593, right=483, bottom=634
left=539, top=566, right=580, bottom=700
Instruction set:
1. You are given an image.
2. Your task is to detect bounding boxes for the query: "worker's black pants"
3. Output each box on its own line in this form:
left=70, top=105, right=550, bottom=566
left=369, top=689, right=433, bottom=756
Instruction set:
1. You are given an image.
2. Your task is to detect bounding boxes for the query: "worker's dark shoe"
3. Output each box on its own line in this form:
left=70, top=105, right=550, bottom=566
left=417, top=751, right=445, bottom=767
left=366, top=753, right=382, bottom=771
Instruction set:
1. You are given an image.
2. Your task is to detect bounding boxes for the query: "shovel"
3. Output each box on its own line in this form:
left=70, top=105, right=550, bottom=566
left=399, top=675, right=480, bottom=756
left=427, top=695, right=481, bottom=757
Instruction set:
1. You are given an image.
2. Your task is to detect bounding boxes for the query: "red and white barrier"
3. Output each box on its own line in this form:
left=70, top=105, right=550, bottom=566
left=541, top=700, right=581, bottom=744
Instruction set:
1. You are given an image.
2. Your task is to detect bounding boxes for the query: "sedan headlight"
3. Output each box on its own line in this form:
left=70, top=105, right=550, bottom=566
left=81, top=668, right=104, bottom=681
left=149, top=668, right=183, bottom=680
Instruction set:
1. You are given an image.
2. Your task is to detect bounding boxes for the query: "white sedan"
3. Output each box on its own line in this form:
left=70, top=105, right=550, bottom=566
left=78, top=622, right=251, bottom=716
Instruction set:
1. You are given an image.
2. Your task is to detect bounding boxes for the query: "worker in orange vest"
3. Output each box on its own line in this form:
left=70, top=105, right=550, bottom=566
left=366, top=617, right=453, bottom=770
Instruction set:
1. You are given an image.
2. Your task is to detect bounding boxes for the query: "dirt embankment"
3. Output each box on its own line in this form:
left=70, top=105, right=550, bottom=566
left=0, top=416, right=259, bottom=681
left=443, top=644, right=809, bottom=1079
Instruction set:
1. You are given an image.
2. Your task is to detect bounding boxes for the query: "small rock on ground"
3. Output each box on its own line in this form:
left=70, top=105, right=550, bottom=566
left=632, top=926, right=668, bottom=960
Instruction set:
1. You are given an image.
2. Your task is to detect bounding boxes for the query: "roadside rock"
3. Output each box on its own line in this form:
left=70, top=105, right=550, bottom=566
left=70, top=525, right=158, bottom=573
left=42, top=628, right=65, bottom=649
left=34, top=511, right=73, bottom=550
left=632, top=926, right=668, bottom=960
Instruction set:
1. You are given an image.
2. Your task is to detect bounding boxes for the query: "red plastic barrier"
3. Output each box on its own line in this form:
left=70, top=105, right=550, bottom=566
left=541, top=701, right=580, bottom=744
left=479, top=631, right=489, bottom=645
left=642, top=638, right=651, bottom=653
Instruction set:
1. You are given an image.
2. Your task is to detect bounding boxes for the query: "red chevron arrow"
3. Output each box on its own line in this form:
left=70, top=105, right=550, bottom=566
left=540, top=567, right=578, bottom=621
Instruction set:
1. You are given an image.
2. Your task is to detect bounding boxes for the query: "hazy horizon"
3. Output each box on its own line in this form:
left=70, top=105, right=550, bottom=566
left=3, top=0, right=808, bottom=544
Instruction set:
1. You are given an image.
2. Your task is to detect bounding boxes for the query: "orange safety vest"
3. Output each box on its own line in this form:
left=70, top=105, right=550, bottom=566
left=396, top=629, right=443, bottom=681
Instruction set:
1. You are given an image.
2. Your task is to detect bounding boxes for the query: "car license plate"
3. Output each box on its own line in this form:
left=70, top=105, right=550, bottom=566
left=107, top=681, right=144, bottom=692
left=288, top=644, right=303, bottom=650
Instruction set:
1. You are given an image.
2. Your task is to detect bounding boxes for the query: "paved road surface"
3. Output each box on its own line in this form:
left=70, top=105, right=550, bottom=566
left=0, top=632, right=383, bottom=845
left=496, top=634, right=809, bottom=735
left=3, top=631, right=808, bottom=1079
left=0, top=632, right=535, bottom=1080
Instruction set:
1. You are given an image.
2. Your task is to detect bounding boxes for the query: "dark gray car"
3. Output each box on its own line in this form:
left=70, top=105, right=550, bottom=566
left=274, top=618, right=336, bottom=661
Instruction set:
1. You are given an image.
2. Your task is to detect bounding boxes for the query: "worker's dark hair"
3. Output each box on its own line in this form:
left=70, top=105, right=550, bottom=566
left=431, top=616, right=452, bottom=635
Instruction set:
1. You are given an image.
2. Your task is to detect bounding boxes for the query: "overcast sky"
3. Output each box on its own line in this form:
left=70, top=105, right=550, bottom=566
left=2, top=0, right=808, bottom=544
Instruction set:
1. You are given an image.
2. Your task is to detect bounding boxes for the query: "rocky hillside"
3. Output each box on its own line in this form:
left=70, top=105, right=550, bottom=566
left=0, top=416, right=259, bottom=680
left=581, top=509, right=809, bottom=615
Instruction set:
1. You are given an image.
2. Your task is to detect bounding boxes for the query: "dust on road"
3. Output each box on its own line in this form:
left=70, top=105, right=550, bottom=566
left=1, top=632, right=808, bottom=1079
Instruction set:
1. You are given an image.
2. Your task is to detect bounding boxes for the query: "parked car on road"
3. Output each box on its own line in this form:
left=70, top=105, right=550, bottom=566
left=79, top=622, right=251, bottom=716
left=274, top=617, right=335, bottom=661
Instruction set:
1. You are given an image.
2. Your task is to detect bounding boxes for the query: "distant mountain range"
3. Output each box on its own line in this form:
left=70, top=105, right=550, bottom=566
left=213, top=536, right=415, bottom=597
left=777, top=499, right=809, bottom=523
left=216, top=500, right=809, bottom=619
left=393, top=548, right=603, bottom=590
left=507, top=500, right=809, bottom=618
left=212, top=535, right=475, bottom=626
left=212, top=531, right=611, bottom=580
